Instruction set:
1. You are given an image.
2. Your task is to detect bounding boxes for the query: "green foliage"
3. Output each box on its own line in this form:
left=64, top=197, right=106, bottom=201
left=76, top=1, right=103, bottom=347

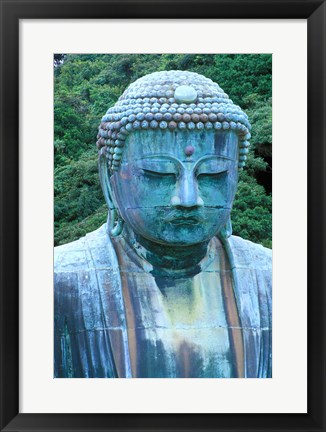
left=54, top=54, right=272, bottom=248
left=54, top=205, right=108, bottom=246
left=232, top=170, right=272, bottom=249
left=247, top=98, right=272, bottom=157
left=54, top=149, right=106, bottom=245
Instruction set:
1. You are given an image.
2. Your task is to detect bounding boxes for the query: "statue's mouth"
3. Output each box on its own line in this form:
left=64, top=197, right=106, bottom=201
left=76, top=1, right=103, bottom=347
left=169, top=217, right=200, bottom=226
left=164, top=210, right=206, bottom=226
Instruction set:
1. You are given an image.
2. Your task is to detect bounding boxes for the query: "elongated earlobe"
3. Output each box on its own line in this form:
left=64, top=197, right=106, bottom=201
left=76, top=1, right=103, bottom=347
left=219, top=217, right=232, bottom=240
left=107, top=208, right=124, bottom=237
left=98, top=148, right=124, bottom=237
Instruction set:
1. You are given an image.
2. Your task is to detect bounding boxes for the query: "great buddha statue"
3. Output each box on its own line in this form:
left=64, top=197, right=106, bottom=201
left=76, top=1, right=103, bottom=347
left=54, top=70, right=272, bottom=378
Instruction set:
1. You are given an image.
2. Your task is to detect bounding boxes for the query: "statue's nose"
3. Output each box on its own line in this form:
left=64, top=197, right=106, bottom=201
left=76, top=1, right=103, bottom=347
left=170, top=171, right=204, bottom=208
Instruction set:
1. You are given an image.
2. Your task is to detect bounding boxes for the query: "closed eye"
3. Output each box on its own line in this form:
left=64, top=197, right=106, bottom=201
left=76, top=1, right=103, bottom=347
left=142, top=169, right=176, bottom=178
left=197, top=170, right=229, bottom=179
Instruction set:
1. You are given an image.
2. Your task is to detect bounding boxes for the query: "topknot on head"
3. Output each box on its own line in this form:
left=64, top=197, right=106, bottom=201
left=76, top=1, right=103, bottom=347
left=96, top=70, right=251, bottom=172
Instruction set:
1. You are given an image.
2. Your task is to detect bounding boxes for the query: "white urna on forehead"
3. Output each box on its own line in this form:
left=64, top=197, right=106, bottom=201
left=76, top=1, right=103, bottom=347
left=96, top=70, right=251, bottom=173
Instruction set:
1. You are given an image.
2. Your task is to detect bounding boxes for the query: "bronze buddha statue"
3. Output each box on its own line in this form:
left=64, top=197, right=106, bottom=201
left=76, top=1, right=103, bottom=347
left=54, top=71, right=272, bottom=378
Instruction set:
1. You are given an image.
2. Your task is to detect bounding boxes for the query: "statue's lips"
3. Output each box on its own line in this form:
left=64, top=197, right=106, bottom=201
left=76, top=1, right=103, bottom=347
left=169, top=218, right=199, bottom=226
left=166, top=216, right=204, bottom=226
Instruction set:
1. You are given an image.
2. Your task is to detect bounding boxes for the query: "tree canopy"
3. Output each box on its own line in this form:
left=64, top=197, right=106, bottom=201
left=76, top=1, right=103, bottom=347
left=54, top=54, right=272, bottom=248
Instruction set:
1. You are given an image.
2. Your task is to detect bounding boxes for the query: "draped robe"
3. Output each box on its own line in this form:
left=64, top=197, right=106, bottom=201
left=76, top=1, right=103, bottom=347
left=54, top=224, right=272, bottom=378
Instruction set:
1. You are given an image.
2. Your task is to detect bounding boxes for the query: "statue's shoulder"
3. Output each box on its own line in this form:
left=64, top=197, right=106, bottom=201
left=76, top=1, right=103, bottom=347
left=226, top=236, right=272, bottom=378
left=54, top=223, right=120, bottom=319
left=54, top=223, right=116, bottom=273
left=227, top=235, right=272, bottom=271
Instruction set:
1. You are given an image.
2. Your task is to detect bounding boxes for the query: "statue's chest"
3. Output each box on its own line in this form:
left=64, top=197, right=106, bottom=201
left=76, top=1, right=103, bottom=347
left=122, top=269, right=235, bottom=378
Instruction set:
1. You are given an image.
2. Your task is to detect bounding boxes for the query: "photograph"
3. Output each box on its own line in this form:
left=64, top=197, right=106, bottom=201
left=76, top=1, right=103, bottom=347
left=1, top=1, right=325, bottom=430
left=53, top=54, right=272, bottom=378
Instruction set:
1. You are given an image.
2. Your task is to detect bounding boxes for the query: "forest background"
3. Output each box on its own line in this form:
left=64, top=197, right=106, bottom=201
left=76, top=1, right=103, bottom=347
left=54, top=54, right=272, bottom=248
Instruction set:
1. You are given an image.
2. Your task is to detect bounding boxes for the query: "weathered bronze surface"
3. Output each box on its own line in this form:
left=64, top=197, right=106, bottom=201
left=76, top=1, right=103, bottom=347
left=54, top=70, right=272, bottom=378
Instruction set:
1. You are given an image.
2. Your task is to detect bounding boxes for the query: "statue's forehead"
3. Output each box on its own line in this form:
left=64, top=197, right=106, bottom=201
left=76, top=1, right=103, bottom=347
left=123, top=130, right=238, bottom=162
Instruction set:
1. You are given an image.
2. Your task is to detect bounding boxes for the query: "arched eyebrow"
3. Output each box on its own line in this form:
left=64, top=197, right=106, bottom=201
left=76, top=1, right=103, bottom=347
left=193, top=155, right=234, bottom=171
left=134, top=154, right=235, bottom=172
left=137, top=154, right=183, bottom=168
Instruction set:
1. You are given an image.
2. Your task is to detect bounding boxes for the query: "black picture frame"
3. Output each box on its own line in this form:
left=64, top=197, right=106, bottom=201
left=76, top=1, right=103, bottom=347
left=1, top=1, right=325, bottom=431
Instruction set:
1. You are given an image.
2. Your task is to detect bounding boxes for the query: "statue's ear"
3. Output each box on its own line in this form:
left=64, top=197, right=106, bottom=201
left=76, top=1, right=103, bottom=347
left=219, top=217, right=232, bottom=240
left=98, top=148, right=124, bottom=237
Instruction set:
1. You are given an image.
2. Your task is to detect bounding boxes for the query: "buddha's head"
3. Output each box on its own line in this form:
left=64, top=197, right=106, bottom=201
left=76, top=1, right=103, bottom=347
left=97, top=71, right=251, bottom=247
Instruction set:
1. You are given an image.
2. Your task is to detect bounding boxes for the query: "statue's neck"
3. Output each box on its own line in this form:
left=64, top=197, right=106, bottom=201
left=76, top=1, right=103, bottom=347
left=122, top=227, right=210, bottom=275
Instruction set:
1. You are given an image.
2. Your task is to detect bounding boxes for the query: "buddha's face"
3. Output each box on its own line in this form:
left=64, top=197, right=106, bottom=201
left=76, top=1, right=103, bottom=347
left=110, top=130, right=238, bottom=246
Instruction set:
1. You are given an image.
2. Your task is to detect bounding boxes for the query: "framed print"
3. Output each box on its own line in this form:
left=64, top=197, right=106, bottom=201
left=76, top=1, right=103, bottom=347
left=1, top=0, right=325, bottom=431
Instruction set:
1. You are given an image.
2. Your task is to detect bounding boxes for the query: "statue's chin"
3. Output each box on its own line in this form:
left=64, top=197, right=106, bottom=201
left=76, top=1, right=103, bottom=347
left=124, top=224, right=220, bottom=249
left=122, top=208, right=229, bottom=248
